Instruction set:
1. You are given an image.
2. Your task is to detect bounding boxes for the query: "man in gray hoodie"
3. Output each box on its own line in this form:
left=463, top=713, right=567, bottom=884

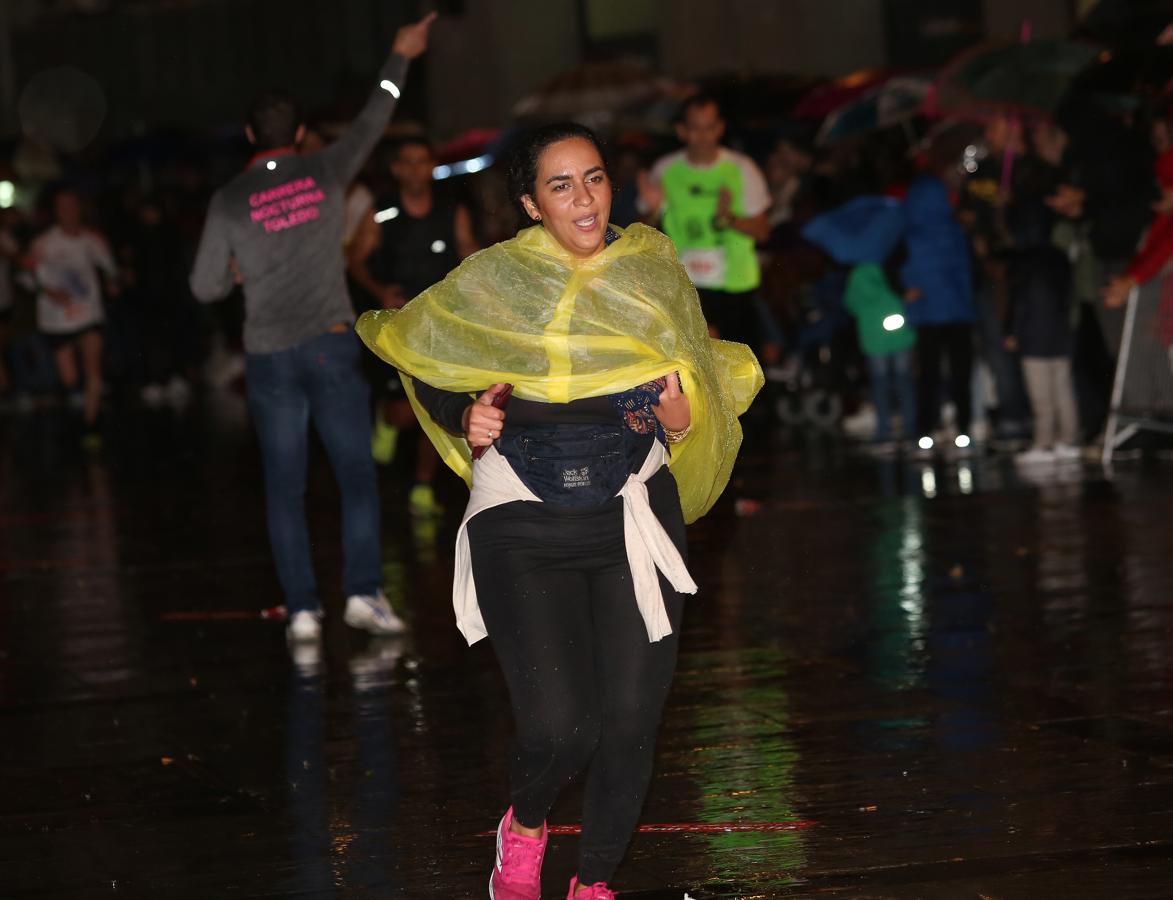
left=190, top=12, right=436, bottom=644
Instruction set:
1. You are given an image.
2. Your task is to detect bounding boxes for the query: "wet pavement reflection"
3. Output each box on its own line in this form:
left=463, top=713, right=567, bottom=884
left=2, top=401, right=1172, bottom=897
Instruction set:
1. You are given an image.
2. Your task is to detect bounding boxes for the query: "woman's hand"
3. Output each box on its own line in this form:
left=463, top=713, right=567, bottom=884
left=653, top=372, right=690, bottom=432
left=463, top=383, right=509, bottom=448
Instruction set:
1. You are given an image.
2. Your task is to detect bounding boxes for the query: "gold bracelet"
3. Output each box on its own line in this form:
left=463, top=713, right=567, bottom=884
left=663, top=424, right=691, bottom=444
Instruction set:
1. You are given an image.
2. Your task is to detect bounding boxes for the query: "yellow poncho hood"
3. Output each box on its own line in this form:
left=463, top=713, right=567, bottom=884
left=356, top=222, right=763, bottom=523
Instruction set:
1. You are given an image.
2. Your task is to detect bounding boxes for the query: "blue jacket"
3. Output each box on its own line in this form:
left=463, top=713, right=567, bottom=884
left=901, top=175, right=976, bottom=326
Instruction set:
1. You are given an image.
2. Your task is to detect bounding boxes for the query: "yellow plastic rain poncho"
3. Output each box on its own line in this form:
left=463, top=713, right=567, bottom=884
left=356, top=222, right=763, bottom=523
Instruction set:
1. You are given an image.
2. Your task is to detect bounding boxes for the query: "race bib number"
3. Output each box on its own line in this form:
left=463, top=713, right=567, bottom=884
left=680, top=247, right=727, bottom=289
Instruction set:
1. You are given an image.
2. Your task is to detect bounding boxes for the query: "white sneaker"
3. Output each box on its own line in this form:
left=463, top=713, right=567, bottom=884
left=344, top=590, right=407, bottom=635
left=287, top=610, right=322, bottom=643
left=1016, top=446, right=1056, bottom=466
left=1053, top=443, right=1082, bottom=461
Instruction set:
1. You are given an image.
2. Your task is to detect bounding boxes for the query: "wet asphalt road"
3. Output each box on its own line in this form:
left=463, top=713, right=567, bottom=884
left=2, top=400, right=1172, bottom=898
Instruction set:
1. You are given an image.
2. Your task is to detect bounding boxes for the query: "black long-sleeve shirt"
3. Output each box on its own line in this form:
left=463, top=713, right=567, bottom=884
left=412, top=380, right=620, bottom=435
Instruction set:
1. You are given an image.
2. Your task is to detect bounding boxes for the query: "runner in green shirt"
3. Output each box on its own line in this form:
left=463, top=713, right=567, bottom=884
left=640, top=94, right=771, bottom=348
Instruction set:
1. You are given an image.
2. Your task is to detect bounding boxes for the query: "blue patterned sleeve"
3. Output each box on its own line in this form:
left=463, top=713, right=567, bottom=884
left=610, top=378, right=666, bottom=443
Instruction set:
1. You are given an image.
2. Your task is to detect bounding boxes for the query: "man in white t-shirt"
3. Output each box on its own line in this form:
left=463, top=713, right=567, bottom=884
left=29, top=189, right=118, bottom=443
left=640, top=94, right=771, bottom=347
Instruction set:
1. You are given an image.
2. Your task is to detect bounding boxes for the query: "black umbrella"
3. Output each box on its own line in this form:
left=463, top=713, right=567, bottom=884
left=1074, top=0, right=1173, bottom=50
left=1063, top=44, right=1173, bottom=114
left=930, top=39, right=1102, bottom=121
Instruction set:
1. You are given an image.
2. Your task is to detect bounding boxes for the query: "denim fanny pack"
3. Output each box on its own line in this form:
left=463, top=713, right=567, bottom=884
left=496, top=424, right=647, bottom=508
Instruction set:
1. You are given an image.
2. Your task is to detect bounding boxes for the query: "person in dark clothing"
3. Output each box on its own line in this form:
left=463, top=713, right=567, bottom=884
left=1003, top=198, right=1080, bottom=463
left=123, top=197, right=198, bottom=404
left=189, top=12, right=436, bottom=644
left=901, top=171, right=977, bottom=450
left=348, top=136, right=479, bottom=515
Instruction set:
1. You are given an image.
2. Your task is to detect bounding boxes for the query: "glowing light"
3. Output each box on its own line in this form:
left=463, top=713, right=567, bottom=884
left=463, top=154, right=489, bottom=174
left=954, top=434, right=971, bottom=449
left=266, top=160, right=277, bottom=171
left=921, top=468, right=937, bottom=498
left=918, top=436, right=934, bottom=451
left=882, top=314, right=905, bottom=331
left=430, top=239, right=447, bottom=253
left=958, top=465, right=974, bottom=495
left=433, top=154, right=493, bottom=180
left=373, top=206, right=400, bottom=224
left=838, top=68, right=877, bottom=89
left=0, top=181, right=13, bottom=209
left=380, top=79, right=401, bottom=98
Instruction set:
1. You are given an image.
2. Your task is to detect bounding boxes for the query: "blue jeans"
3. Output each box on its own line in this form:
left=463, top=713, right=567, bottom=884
left=246, top=331, right=381, bottom=614
left=867, top=349, right=916, bottom=441
left=975, top=282, right=1029, bottom=432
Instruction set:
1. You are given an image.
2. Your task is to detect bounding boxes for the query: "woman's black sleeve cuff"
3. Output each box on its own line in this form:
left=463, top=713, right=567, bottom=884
left=411, top=378, right=471, bottom=435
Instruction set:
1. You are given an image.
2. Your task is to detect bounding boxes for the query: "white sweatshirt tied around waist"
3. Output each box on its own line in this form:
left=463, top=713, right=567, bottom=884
left=452, top=441, right=698, bottom=645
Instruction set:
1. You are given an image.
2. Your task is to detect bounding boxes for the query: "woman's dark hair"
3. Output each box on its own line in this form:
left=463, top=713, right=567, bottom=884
left=505, top=122, right=607, bottom=223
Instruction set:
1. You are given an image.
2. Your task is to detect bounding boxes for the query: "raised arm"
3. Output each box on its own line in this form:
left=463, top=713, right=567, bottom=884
left=320, top=12, right=437, bottom=186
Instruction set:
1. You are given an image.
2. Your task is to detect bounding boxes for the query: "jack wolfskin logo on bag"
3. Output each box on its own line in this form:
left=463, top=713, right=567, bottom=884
left=562, top=466, right=591, bottom=488
left=498, top=424, right=643, bottom=508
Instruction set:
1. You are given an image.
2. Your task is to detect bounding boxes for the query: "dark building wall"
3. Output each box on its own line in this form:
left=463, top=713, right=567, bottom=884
left=8, top=0, right=422, bottom=143
left=1, top=0, right=1079, bottom=145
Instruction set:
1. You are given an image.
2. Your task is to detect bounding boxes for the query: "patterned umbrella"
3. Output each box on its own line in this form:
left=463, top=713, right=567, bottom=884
left=815, top=75, right=933, bottom=145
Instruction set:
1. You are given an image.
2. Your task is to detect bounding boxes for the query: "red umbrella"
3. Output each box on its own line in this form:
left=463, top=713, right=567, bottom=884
left=434, top=128, right=501, bottom=166
left=792, top=68, right=907, bottom=119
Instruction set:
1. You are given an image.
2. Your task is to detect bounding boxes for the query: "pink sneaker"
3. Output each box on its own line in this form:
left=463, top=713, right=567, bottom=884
left=567, top=876, right=616, bottom=899
left=489, top=807, right=547, bottom=900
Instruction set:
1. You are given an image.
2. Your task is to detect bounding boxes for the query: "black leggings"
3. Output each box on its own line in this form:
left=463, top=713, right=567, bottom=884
left=467, top=466, right=686, bottom=885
